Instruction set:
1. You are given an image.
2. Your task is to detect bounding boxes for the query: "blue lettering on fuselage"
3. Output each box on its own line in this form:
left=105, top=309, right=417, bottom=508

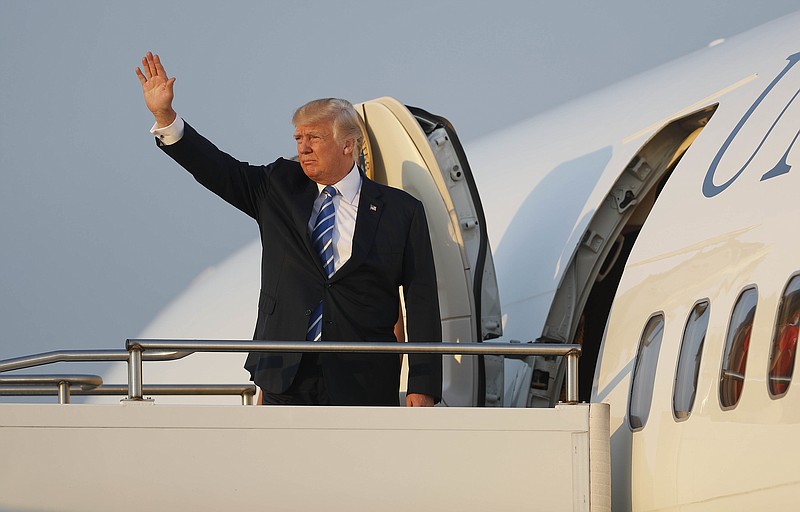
left=702, top=52, right=800, bottom=198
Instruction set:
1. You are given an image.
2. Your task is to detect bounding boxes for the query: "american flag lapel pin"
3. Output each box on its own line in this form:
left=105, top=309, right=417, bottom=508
left=370, top=204, right=378, bottom=212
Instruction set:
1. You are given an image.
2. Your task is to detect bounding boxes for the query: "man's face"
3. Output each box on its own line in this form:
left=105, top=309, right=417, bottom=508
left=294, top=121, right=353, bottom=185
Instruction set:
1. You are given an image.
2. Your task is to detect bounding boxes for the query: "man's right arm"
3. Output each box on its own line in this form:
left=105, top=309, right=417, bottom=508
left=136, top=52, right=270, bottom=220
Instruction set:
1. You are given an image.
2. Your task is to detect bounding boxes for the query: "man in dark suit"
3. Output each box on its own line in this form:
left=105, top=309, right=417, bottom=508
left=136, top=52, right=441, bottom=406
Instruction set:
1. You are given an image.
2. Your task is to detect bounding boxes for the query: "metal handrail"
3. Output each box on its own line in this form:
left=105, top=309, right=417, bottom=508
left=0, top=374, right=103, bottom=404
left=0, top=349, right=247, bottom=405
left=0, top=349, right=190, bottom=374
left=127, top=339, right=580, bottom=356
left=0, top=383, right=257, bottom=406
left=125, top=339, right=582, bottom=403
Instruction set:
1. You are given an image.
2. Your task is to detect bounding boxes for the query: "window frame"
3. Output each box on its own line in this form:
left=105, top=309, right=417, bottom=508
left=767, top=272, right=800, bottom=399
left=628, top=312, right=666, bottom=432
left=718, top=285, right=758, bottom=411
left=672, top=299, right=711, bottom=422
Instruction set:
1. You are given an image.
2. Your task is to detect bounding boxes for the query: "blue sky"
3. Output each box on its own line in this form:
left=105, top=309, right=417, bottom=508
left=2, top=1, right=799, bottom=361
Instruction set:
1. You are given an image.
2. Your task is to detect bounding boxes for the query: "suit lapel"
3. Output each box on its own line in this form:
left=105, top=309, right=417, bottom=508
left=290, top=178, right=324, bottom=273
left=332, top=176, right=383, bottom=282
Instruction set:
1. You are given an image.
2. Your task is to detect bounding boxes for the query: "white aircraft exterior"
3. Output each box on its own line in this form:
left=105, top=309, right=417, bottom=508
left=3, top=10, right=800, bottom=512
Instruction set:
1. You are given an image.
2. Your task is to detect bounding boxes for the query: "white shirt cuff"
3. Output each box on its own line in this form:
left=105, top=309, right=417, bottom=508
left=150, top=116, right=185, bottom=145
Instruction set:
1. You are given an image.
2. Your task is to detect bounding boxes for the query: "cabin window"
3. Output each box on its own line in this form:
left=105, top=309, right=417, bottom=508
left=768, top=275, right=800, bottom=398
left=719, top=287, right=758, bottom=409
left=673, top=300, right=710, bottom=420
left=629, top=314, right=665, bottom=431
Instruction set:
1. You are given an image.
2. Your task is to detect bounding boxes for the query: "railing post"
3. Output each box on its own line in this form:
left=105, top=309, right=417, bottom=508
left=127, top=346, right=143, bottom=400
left=242, top=390, right=255, bottom=406
left=57, top=381, right=70, bottom=405
left=565, top=350, right=579, bottom=404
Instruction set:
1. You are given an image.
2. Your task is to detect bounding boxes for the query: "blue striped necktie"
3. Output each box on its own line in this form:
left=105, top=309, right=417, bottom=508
left=307, top=185, right=337, bottom=342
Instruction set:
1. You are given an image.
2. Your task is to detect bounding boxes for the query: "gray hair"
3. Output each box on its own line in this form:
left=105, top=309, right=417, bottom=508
left=293, top=98, right=364, bottom=163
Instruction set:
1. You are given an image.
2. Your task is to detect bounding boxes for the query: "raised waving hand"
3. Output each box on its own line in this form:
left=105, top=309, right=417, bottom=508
left=135, top=52, right=177, bottom=127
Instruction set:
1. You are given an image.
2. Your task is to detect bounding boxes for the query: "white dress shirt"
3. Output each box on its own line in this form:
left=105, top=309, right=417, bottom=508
left=151, top=116, right=361, bottom=273
left=308, top=167, right=361, bottom=273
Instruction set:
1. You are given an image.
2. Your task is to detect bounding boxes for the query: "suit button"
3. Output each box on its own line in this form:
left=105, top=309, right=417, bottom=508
left=326, top=283, right=332, bottom=288
left=304, top=309, right=312, bottom=316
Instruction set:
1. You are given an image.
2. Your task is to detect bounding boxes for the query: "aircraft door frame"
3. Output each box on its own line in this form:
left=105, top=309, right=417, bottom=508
left=356, top=97, right=502, bottom=406
left=535, top=105, right=719, bottom=407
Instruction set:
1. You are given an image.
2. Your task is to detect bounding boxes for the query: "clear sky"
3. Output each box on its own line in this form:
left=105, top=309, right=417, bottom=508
left=2, top=0, right=799, bottom=361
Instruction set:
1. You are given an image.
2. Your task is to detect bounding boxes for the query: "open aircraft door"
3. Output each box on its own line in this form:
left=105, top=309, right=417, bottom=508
left=356, top=97, right=502, bottom=406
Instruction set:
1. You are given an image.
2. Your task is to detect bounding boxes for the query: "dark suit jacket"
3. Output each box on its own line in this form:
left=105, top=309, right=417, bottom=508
left=158, top=122, right=442, bottom=405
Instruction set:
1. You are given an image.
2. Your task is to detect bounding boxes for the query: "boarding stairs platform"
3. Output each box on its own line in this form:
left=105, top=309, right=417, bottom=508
left=0, top=340, right=611, bottom=512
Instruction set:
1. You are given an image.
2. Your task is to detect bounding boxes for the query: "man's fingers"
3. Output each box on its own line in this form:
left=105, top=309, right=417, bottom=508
left=141, top=55, right=154, bottom=80
left=135, top=66, right=147, bottom=86
left=153, top=53, right=168, bottom=77
left=406, top=393, right=435, bottom=407
left=144, top=51, right=157, bottom=78
left=136, top=51, right=176, bottom=122
left=139, top=52, right=173, bottom=88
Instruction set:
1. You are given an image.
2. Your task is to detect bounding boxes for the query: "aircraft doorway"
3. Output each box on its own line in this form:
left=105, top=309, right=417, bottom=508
left=532, top=104, right=719, bottom=406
